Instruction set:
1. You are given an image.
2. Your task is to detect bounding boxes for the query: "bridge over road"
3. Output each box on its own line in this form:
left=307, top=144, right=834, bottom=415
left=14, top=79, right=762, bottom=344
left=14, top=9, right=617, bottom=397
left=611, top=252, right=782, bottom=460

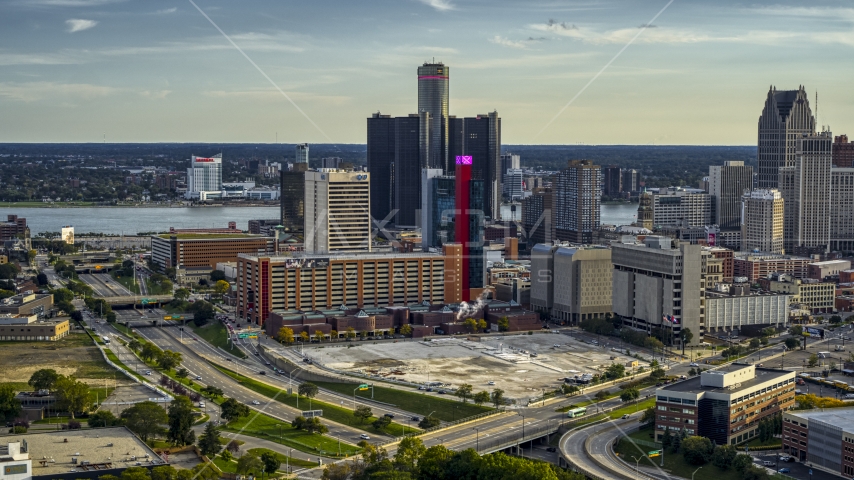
left=104, top=295, right=174, bottom=307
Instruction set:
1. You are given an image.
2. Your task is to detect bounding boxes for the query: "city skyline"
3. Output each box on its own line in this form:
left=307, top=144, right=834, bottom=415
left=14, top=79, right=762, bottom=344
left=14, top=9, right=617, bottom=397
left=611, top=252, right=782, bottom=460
left=1, top=1, right=854, bottom=144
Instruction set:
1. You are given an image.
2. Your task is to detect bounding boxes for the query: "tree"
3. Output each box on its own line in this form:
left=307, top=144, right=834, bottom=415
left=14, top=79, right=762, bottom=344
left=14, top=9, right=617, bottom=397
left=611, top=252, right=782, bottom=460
left=127, top=339, right=141, bottom=352
left=394, top=437, right=427, bottom=472
left=711, top=444, right=737, bottom=469
left=300, top=331, right=310, bottom=343
left=418, top=416, right=441, bottom=429
left=640, top=407, right=655, bottom=426
left=354, top=405, right=373, bottom=424
left=463, top=317, right=478, bottom=333
left=121, top=401, right=167, bottom=442
left=785, top=337, right=800, bottom=350
left=330, top=330, right=338, bottom=341
left=260, top=451, right=280, bottom=479
left=202, top=385, right=223, bottom=399
left=88, top=410, right=119, bottom=428
left=213, top=280, right=230, bottom=297
left=276, top=326, right=295, bottom=345
left=809, top=353, right=818, bottom=367
left=491, top=388, right=505, bottom=408
left=0, top=385, right=22, bottom=423
left=120, top=467, right=153, bottom=480
left=167, top=396, right=196, bottom=446
left=477, top=319, right=488, bottom=332
left=313, top=330, right=324, bottom=343
left=749, top=338, right=761, bottom=349
left=106, top=311, right=117, bottom=323
left=175, top=368, right=189, bottom=380
left=36, top=272, right=48, bottom=286
left=54, top=375, right=90, bottom=419
left=620, top=387, right=640, bottom=403
left=174, top=288, right=190, bottom=301
left=150, top=465, right=178, bottom=480
left=399, top=324, right=413, bottom=337
left=473, top=391, right=491, bottom=406
left=236, top=451, right=263, bottom=477
left=742, top=465, right=771, bottom=480
left=157, top=350, right=182, bottom=371
left=140, top=342, right=163, bottom=362
left=733, top=453, right=753, bottom=473
left=298, top=382, right=319, bottom=399
left=197, top=421, right=221, bottom=457
left=650, top=367, right=666, bottom=381
left=346, top=326, right=356, bottom=339
left=189, top=301, right=215, bottom=326
left=681, top=436, right=714, bottom=465
left=456, top=384, right=473, bottom=403
left=372, top=415, right=392, bottom=431
left=661, top=429, right=672, bottom=450
left=680, top=328, right=693, bottom=354
left=28, top=368, right=60, bottom=391
left=789, top=325, right=803, bottom=337
left=497, top=317, right=509, bottom=332
left=604, top=363, right=625, bottom=380
left=210, top=270, right=226, bottom=282
left=220, top=398, right=250, bottom=423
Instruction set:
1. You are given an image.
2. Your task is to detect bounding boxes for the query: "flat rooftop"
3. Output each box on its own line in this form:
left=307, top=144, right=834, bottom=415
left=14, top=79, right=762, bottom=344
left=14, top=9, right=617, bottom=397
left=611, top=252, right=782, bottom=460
left=787, top=407, right=854, bottom=433
left=661, top=365, right=793, bottom=395
left=157, top=233, right=261, bottom=239
left=238, top=251, right=443, bottom=262
left=4, top=426, right=163, bottom=476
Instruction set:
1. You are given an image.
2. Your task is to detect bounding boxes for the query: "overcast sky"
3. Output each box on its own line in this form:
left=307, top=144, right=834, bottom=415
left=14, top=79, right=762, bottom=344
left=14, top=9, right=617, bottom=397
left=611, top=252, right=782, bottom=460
left=1, top=0, right=853, bottom=145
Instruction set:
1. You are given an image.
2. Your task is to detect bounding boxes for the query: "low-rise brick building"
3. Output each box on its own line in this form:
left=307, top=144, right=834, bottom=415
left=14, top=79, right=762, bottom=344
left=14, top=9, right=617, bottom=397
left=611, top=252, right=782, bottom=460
left=782, top=407, right=854, bottom=476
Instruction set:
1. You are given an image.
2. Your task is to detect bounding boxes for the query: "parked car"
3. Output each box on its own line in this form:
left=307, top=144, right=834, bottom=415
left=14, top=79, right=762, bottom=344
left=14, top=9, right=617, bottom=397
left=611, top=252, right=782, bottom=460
left=778, top=468, right=790, bottom=473
left=763, top=461, right=775, bottom=466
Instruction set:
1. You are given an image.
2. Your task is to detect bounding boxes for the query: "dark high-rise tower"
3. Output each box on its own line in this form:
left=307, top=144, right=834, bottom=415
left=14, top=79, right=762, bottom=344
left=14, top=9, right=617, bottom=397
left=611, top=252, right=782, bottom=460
left=279, top=164, right=306, bottom=234
left=367, top=113, right=395, bottom=223
left=418, top=62, right=449, bottom=172
left=757, top=86, right=815, bottom=188
left=394, top=114, right=425, bottom=227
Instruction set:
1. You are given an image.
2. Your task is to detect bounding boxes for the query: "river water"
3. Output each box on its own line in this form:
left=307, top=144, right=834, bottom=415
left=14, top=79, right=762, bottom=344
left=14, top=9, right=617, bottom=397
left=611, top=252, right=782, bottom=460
left=0, top=203, right=638, bottom=236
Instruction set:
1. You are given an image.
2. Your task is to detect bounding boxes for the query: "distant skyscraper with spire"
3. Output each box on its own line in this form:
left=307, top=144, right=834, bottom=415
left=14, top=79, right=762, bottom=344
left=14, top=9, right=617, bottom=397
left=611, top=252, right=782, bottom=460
left=418, top=62, right=449, bottom=172
left=757, top=86, right=815, bottom=188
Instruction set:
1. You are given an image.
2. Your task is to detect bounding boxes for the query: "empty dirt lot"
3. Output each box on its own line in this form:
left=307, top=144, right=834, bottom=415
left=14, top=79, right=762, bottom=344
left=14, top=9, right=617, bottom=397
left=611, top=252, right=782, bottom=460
left=0, top=332, right=120, bottom=386
left=313, top=333, right=649, bottom=403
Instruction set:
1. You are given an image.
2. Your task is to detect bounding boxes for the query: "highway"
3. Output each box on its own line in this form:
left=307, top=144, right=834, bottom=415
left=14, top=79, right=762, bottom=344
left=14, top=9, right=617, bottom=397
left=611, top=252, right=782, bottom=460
left=79, top=272, right=132, bottom=297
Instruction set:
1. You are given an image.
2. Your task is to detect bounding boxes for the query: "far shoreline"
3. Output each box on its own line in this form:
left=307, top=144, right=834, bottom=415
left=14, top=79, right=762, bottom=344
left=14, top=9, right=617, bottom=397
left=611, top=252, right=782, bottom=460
left=0, top=202, right=280, bottom=209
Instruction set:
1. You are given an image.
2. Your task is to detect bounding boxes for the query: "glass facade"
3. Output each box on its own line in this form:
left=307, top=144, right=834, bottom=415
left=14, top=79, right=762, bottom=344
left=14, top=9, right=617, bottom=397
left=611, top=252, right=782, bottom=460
left=427, top=176, right=455, bottom=248
left=279, top=169, right=305, bottom=233
left=468, top=179, right=485, bottom=289
left=417, top=63, right=449, bottom=172
left=394, top=115, right=423, bottom=227
left=367, top=113, right=395, bottom=222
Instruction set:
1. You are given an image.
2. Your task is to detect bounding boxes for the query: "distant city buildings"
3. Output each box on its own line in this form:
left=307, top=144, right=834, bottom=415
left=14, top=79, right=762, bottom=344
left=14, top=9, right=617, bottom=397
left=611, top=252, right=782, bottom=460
left=757, top=86, right=815, bottom=188
left=304, top=169, right=371, bottom=254
left=279, top=164, right=306, bottom=234
left=503, top=168, right=524, bottom=201
left=555, top=160, right=600, bottom=243
left=833, top=134, right=854, bottom=167
left=650, top=187, right=713, bottom=228
left=741, top=189, right=784, bottom=254
left=500, top=152, right=520, bottom=176
left=185, top=154, right=224, bottom=200
left=602, top=165, right=621, bottom=197
left=420, top=169, right=453, bottom=250
left=522, top=187, right=555, bottom=246
left=0, top=215, right=28, bottom=242
left=779, top=131, right=832, bottom=254
left=709, top=160, right=753, bottom=231
left=295, top=143, right=309, bottom=165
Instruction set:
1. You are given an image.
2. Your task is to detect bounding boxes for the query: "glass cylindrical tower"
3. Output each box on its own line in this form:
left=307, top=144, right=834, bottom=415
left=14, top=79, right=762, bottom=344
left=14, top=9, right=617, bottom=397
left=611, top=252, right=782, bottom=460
left=417, top=62, right=449, bottom=172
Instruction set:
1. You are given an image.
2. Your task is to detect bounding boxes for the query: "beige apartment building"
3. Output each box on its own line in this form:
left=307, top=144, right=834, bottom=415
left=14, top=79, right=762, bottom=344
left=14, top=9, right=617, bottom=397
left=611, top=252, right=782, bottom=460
left=304, top=169, right=371, bottom=254
left=760, top=274, right=835, bottom=313
left=530, top=244, right=612, bottom=324
left=741, top=189, right=784, bottom=254
left=779, top=132, right=832, bottom=254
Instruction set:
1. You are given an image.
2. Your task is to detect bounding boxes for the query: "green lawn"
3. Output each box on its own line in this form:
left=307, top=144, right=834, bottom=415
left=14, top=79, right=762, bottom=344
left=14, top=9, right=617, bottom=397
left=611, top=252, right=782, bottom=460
left=103, top=348, right=146, bottom=381
left=745, top=436, right=782, bottom=448
left=222, top=409, right=360, bottom=457
left=34, top=416, right=72, bottom=424
left=189, top=321, right=246, bottom=358
left=212, top=364, right=414, bottom=437
left=111, top=271, right=140, bottom=294
left=247, top=448, right=319, bottom=468
left=607, top=397, right=656, bottom=419
left=311, top=380, right=492, bottom=423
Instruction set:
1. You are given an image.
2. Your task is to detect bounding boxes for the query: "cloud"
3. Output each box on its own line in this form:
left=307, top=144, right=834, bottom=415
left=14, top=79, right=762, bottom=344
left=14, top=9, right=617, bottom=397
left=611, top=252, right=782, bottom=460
left=546, top=18, right=577, bottom=30
left=0, top=51, right=80, bottom=66
left=155, top=7, right=177, bottom=14
left=66, top=19, right=98, bottom=33
left=0, top=82, right=117, bottom=102
left=138, top=90, right=172, bottom=99
left=419, top=0, right=454, bottom=12
left=204, top=89, right=350, bottom=105
left=488, top=35, right=528, bottom=49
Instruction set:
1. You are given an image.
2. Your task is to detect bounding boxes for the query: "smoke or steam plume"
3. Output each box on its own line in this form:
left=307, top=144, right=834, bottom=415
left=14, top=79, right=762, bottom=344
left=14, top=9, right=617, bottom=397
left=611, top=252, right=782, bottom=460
left=456, top=290, right=490, bottom=320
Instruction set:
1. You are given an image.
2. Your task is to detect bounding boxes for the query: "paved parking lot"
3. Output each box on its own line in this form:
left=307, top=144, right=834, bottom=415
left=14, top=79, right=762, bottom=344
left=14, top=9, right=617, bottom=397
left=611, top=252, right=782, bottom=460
left=750, top=451, right=841, bottom=480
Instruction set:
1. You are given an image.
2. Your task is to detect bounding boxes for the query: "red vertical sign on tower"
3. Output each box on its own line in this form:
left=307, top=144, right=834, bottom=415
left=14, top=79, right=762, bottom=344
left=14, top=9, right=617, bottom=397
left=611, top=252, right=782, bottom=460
left=455, top=156, right=473, bottom=301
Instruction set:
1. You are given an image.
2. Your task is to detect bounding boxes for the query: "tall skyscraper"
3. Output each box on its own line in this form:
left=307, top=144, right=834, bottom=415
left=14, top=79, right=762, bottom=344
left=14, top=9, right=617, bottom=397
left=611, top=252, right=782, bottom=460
left=185, top=154, right=223, bottom=200
left=779, top=131, right=832, bottom=254
left=394, top=114, right=424, bottom=227
left=833, top=135, right=854, bottom=168
left=709, top=161, right=754, bottom=230
left=555, top=160, right=601, bottom=244
left=757, top=86, right=815, bottom=188
left=522, top=188, right=555, bottom=245
left=602, top=165, right=622, bottom=197
left=621, top=169, right=640, bottom=194
left=279, top=164, right=306, bottom=233
left=295, top=143, right=309, bottom=164
left=831, top=167, right=854, bottom=252
left=454, top=155, right=484, bottom=301
left=460, top=112, right=502, bottom=220
left=741, top=189, right=784, bottom=254
left=304, top=170, right=371, bottom=253
left=367, top=113, right=396, bottom=223
left=503, top=168, right=524, bottom=201
left=421, top=169, right=453, bottom=250
left=417, top=62, right=449, bottom=172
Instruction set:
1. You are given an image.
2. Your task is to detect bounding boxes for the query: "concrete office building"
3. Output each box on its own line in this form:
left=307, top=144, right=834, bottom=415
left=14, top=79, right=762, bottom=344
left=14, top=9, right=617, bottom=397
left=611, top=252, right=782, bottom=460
left=757, top=86, right=815, bottom=188
left=185, top=154, right=224, bottom=200
left=522, top=188, right=555, bottom=246
left=530, top=244, right=612, bottom=324
left=831, top=167, right=854, bottom=252
left=783, top=407, right=854, bottom=475
left=0, top=294, right=53, bottom=318
left=611, top=236, right=704, bottom=345
left=651, top=188, right=714, bottom=228
left=150, top=234, right=280, bottom=271
left=710, top=161, right=754, bottom=230
left=760, top=273, right=835, bottom=313
left=0, top=315, right=69, bottom=341
left=304, top=170, right=371, bottom=254
left=778, top=132, right=832, bottom=254
left=503, top=168, right=524, bottom=200
left=500, top=152, right=520, bottom=175
left=833, top=135, right=854, bottom=168
left=555, top=160, right=601, bottom=244
left=733, top=253, right=811, bottom=282
left=417, top=62, right=449, bottom=172
left=704, top=286, right=789, bottom=333
left=295, top=143, right=309, bottom=164
left=236, top=251, right=448, bottom=325
left=741, top=189, right=784, bottom=254
left=321, top=157, right=343, bottom=169
left=808, top=259, right=851, bottom=280
left=602, top=165, right=622, bottom=197
left=655, top=364, right=795, bottom=445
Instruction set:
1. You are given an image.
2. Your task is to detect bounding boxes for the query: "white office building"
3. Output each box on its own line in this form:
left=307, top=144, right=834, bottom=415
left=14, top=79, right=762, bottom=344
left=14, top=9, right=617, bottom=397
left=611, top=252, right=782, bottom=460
left=305, top=169, right=371, bottom=253
left=185, top=154, right=224, bottom=200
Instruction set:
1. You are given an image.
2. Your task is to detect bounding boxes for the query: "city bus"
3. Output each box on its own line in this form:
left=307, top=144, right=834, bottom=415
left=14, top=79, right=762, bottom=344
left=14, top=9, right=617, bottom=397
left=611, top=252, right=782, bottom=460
left=567, top=407, right=587, bottom=418
left=102, top=336, right=110, bottom=344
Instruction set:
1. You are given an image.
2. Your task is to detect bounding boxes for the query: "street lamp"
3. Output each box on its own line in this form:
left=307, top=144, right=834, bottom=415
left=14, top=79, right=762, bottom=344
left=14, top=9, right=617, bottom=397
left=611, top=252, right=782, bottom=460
left=473, top=427, right=480, bottom=452
left=631, top=455, right=644, bottom=479
left=692, top=466, right=703, bottom=480
left=286, top=448, right=293, bottom=474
